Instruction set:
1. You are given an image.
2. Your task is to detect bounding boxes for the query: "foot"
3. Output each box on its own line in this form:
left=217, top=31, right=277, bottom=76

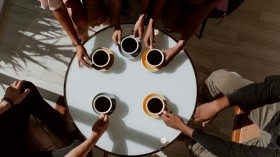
left=55, top=96, right=67, bottom=116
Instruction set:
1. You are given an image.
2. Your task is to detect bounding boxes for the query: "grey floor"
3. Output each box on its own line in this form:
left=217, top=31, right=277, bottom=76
left=1, top=0, right=280, bottom=156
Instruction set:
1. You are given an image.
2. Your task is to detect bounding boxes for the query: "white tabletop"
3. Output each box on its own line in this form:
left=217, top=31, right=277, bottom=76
left=64, top=24, right=197, bottom=156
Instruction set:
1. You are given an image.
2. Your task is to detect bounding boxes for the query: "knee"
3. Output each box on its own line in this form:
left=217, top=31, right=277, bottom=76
left=206, top=69, right=232, bottom=85
left=21, top=81, right=37, bottom=93
left=205, top=69, right=235, bottom=96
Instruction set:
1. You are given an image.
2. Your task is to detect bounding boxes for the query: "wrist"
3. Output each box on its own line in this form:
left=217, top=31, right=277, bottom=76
left=1, top=98, right=14, bottom=109
left=138, top=10, right=147, bottom=19
left=73, top=39, right=82, bottom=47
left=213, top=96, right=230, bottom=112
left=114, top=25, right=121, bottom=30
left=175, top=40, right=186, bottom=51
left=148, top=18, right=155, bottom=26
left=180, top=123, right=194, bottom=137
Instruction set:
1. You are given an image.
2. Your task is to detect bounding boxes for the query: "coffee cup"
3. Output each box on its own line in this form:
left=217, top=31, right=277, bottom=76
left=91, top=47, right=114, bottom=71
left=143, top=93, right=167, bottom=118
left=146, top=49, right=165, bottom=69
left=119, top=35, right=141, bottom=58
left=92, top=93, right=116, bottom=115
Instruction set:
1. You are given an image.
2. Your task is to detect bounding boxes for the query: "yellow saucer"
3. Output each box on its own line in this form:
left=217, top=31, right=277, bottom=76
left=142, top=93, right=167, bottom=118
left=141, top=49, right=159, bottom=72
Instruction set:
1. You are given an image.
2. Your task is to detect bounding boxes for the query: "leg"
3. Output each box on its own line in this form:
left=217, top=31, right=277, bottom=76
left=0, top=98, right=30, bottom=156
left=63, top=0, right=88, bottom=41
left=20, top=81, right=67, bottom=137
left=205, top=69, right=253, bottom=97
left=195, top=69, right=278, bottom=153
left=191, top=142, right=217, bottom=157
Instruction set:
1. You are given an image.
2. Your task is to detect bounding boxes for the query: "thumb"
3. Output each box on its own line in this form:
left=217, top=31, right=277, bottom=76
left=202, top=119, right=211, bottom=127
left=23, top=88, right=30, bottom=97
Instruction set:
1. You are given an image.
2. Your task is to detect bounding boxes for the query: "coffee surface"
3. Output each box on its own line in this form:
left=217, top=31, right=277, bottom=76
left=95, top=96, right=111, bottom=112
left=122, top=38, right=137, bottom=53
left=147, top=50, right=162, bottom=65
left=147, top=98, right=163, bottom=113
left=93, top=50, right=109, bottom=66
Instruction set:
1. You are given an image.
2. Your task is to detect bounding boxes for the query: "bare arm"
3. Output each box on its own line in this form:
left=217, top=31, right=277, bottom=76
left=0, top=80, right=30, bottom=115
left=52, top=4, right=90, bottom=67
left=65, top=115, right=109, bottom=157
left=133, top=0, right=151, bottom=39
left=164, top=0, right=223, bottom=65
left=109, top=0, right=122, bottom=44
left=0, top=101, right=10, bottom=115
left=143, top=0, right=166, bottom=48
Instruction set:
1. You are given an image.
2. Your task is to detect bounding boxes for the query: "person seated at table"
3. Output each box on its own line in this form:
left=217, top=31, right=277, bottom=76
left=133, top=0, right=222, bottom=66
left=61, top=114, right=109, bottom=157
left=39, top=0, right=110, bottom=68
left=0, top=80, right=109, bottom=157
left=134, top=0, right=166, bottom=47
left=0, top=80, right=68, bottom=157
left=160, top=0, right=223, bottom=65
left=161, top=69, right=280, bottom=157
left=110, top=0, right=165, bottom=45
left=109, top=0, right=122, bottom=45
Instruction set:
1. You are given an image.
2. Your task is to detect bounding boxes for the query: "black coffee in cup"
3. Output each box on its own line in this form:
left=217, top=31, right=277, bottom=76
left=95, top=96, right=111, bottom=113
left=147, top=98, right=163, bottom=114
left=93, top=50, right=109, bottom=66
left=122, top=37, right=137, bottom=53
left=147, top=50, right=163, bottom=66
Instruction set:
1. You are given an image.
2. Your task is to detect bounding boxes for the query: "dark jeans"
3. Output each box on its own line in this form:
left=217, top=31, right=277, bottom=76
left=0, top=81, right=67, bottom=157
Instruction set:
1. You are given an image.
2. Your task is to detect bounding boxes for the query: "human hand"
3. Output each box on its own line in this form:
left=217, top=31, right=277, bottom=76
left=4, top=80, right=30, bottom=105
left=76, top=45, right=91, bottom=68
left=112, top=29, right=122, bottom=45
left=92, top=114, right=109, bottom=134
left=133, top=15, right=145, bottom=39
left=162, top=46, right=180, bottom=66
left=194, top=101, right=220, bottom=127
left=143, top=22, right=154, bottom=48
left=161, top=111, right=185, bottom=131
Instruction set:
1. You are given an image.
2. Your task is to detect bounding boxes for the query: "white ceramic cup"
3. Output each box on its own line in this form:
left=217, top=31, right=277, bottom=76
left=91, top=48, right=111, bottom=68
left=92, top=93, right=116, bottom=115
left=120, top=35, right=141, bottom=58
left=146, top=49, right=165, bottom=68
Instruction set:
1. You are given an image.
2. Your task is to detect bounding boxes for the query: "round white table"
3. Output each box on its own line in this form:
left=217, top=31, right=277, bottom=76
left=64, top=24, right=197, bottom=156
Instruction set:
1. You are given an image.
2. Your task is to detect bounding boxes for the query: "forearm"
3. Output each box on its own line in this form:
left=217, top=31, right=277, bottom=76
left=109, top=0, right=121, bottom=29
left=65, top=131, right=102, bottom=157
left=179, top=122, right=194, bottom=137
left=150, top=0, right=166, bottom=21
left=227, top=75, right=280, bottom=112
left=181, top=0, right=222, bottom=41
left=0, top=101, right=10, bottom=115
left=52, top=5, right=80, bottom=44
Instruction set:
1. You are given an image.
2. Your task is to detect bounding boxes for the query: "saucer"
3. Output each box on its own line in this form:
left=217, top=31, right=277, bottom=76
left=142, top=93, right=167, bottom=118
left=141, top=49, right=159, bottom=72
left=118, top=45, right=135, bottom=59
left=91, top=47, right=114, bottom=71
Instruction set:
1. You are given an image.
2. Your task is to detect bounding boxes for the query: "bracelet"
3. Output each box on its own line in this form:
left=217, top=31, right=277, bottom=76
left=1, top=98, right=14, bottom=108
left=73, top=39, right=82, bottom=47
